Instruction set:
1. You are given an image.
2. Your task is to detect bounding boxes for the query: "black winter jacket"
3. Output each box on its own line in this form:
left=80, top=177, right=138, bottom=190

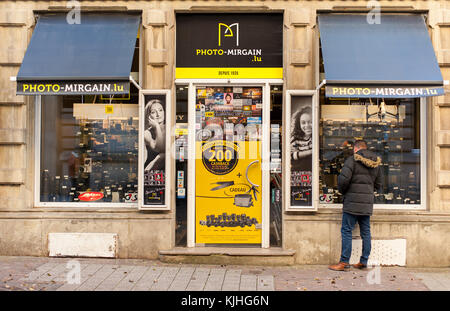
left=337, top=149, right=383, bottom=216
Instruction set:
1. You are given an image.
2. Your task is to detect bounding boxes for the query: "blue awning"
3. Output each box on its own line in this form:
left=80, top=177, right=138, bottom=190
left=318, top=14, right=444, bottom=98
left=17, top=13, right=140, bottom=95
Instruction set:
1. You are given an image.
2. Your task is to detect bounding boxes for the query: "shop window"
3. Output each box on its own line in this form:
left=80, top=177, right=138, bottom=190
left=37, top=34, right=141, bottom=206
left=319, top=96, right=422, bottom=207
left=39, top=86, right=140, bottom=204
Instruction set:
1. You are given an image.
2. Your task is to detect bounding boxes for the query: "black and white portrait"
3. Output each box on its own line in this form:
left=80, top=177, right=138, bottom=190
left=290, top=96, right=313, bottom=206
left=290, top=97, right=313, bottom=172
left=144, top=96, right=166, bottom=171
left=143, top=94, right=166, bottom=206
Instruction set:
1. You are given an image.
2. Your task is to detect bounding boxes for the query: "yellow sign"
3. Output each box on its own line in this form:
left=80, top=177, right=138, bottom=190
left=105, top=105, right=114, bottom=114
left=195, top=140, right=262, bottom=244
left=175, top=128, right=188, bottom=136
left=176, top=67, right=283, bottom=79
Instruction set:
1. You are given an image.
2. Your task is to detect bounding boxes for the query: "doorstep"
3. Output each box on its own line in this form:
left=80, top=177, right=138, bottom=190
left=158, top=247, right=296, bottom=266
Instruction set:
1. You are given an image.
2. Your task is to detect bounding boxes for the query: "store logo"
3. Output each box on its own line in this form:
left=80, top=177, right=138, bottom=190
left=78, top=192, right=104, bottom=201
left=218, top=23, right=239, bottom=47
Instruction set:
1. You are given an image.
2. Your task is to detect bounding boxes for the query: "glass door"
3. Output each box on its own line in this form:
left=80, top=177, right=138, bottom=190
left=194, top=86, right=263, bottom=245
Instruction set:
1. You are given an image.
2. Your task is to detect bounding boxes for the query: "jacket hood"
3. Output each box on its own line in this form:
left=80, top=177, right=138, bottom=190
left=354, top=149, right=381, bottom=168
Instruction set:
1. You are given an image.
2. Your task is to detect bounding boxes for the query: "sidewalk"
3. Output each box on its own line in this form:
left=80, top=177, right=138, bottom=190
left=0, top=256, right=448, bottom=291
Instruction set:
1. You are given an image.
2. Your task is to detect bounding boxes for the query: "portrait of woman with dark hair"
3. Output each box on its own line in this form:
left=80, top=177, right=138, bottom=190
left=291, top=105, right=312, bottom=171
left=144, top=99, right=166, bottom=171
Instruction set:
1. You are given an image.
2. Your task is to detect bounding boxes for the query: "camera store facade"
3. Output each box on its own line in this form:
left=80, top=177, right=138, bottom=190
left=1, top=1, right=450, bottom=267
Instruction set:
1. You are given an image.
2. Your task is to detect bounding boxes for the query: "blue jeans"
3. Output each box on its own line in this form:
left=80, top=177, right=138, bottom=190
left=340, top=212, right=371, bottom=265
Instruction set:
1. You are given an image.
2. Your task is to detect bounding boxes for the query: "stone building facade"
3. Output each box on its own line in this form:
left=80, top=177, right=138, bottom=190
left=0, top=0, right=449, bottom=267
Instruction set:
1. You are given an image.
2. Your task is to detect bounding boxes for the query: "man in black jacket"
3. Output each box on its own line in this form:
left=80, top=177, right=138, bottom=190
left=329, top=140, right=383, bottom=271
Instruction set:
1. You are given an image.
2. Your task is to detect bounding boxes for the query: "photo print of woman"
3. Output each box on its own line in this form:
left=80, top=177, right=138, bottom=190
left=143, top=95, right=167, bottom=205
left=290, top=96, right=313, bottom=206
left=144, top=97, right=166, bottom=171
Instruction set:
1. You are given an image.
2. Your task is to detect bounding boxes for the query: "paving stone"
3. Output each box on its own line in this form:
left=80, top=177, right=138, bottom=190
left=414, top=273, right=450, bottom=291
left=34, top=263, right=66, bottom=283
left=257, top=275, right=274, bottom=291
left=186, top=268, right=210, bottom=291
left=53, top=263, right=89, bottom=283
left=168, top=267, right=195, bottom=291
left=150, top=267, right=180, bottom=291
left=3, top=256, right=449, bottom=292
left=239, top=274, right=257, bottom=291
left=20, top=262, right=56, bottom=282
left=204, top=268, right=226, bottom=291
left=95, top=265, right=136, bottom=291
left=132, top=266, right=164, bottom=291
left=222, top=269, right=241, bottom=291
left=114, top=265, right=149, bottom=291
left=75, top=265, right=118, bottom=291
left=56, top=263, right=103, bottom=291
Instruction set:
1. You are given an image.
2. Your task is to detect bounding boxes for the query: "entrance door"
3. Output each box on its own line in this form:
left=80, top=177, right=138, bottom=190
left=194, top=86, right=263, bottom=245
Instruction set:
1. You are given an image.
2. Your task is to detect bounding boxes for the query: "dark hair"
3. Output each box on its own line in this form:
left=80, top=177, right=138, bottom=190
left=355, top=140, right=368, bottom=149
left=291, top=106, right=312, bottom=141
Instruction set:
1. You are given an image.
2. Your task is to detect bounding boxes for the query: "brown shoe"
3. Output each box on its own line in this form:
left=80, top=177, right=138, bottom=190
left=328, top=262, right=350, bottom=271
left=352, top=262, right=367, bottom=269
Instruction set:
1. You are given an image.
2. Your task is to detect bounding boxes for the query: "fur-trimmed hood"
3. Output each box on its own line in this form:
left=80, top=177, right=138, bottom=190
left=354, top=149, right=381, bottom=168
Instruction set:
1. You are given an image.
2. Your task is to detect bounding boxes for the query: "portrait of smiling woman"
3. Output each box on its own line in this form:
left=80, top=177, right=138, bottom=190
left=291, top=105, right=313, bottom=171
left=144, top=99, right=166, bottom=171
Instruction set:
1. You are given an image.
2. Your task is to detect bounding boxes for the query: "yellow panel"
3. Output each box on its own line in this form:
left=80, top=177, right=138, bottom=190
left=176, top=67, right=283, bottom=79
left=195, top=140, right=262, bottom=244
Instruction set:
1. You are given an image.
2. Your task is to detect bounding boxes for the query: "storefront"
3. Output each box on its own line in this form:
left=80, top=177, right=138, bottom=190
left=174, top=13, right=283, bottom=248
left=1, top=1, right=449, bottom=267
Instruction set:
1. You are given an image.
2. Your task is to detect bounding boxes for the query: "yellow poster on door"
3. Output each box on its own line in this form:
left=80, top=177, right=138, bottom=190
left=196, top=139, right=262, bottom=244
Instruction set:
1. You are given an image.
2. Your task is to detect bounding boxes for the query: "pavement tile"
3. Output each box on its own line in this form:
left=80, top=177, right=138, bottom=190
left=222, top=269, right=242, bottom=291
left=239, top=274, right=257, bottom=291
left=186, top=268, right=210, bottom=291
left=114, top=265, right=149, bottom=291
left=132, top=266, right=164, bottom=291
left=168, top=267, right=196, bottom=291
left=257, top=275, right=274, bottom=291
left=56, top=263, right=103, bottom=291
left=75, top=264, right=118, bottom=291
left=204, top=268, right=226, bottom=291
left=150, top=266, right=180, bottom=291
left=95, top=265, right=136, bottom=291
left=1, top=256, right=449, bottom=292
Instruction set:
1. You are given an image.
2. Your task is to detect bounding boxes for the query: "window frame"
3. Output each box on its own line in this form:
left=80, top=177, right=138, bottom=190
left=317, top=96, right=427, bottom=211
left=285, top=90, right=320, bottom=211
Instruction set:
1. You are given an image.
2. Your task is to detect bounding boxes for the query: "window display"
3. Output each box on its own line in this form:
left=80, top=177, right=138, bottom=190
left=319, top=97, right=421, bottom=206
left=40, top=95, right=139, bottom=204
